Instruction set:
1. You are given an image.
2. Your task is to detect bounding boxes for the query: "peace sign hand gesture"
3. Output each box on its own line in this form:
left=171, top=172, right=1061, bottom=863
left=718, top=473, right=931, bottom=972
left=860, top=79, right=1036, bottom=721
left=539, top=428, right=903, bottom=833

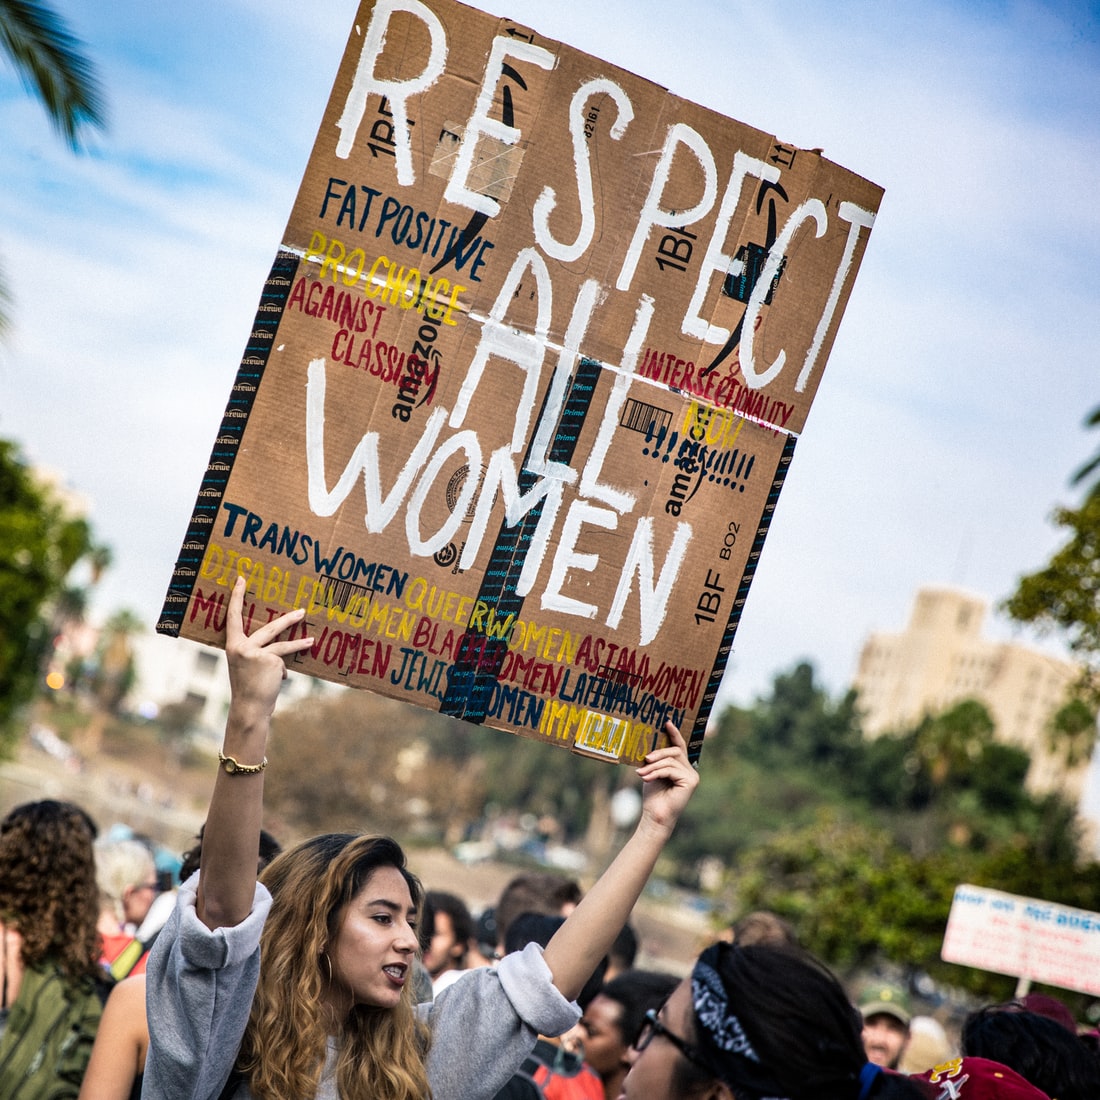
left=224, top=577, right=313, bottom=727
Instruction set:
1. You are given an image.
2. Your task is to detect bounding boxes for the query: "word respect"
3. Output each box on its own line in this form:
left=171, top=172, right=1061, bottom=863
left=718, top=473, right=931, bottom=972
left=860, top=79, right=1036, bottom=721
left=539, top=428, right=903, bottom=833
left=331, top=0, right=876, bottom=394
left=281, top=0, right=880, bottom=646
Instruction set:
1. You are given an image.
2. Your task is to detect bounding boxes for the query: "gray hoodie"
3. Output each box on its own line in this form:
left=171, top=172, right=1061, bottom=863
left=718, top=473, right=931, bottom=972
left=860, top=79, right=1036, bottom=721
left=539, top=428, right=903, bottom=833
left=141, top=875, right=578, bottom=1100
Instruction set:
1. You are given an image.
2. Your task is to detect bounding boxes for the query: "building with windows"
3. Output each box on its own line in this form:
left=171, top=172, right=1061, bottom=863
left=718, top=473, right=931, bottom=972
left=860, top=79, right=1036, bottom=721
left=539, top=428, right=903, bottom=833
left=852, top=586, right=1089, bottom=804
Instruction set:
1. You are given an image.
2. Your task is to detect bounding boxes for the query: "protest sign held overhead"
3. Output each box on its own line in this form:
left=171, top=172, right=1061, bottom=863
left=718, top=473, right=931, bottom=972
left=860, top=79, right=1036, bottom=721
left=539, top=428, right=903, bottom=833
left=159, top=0, right=884, bottom=765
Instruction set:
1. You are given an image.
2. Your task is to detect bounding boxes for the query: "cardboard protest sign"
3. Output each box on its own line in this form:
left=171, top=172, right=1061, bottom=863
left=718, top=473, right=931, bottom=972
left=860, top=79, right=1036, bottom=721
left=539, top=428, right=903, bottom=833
left=942, top=884, right=1100, bottom=995
left=159, top=0, right=883, bottom=765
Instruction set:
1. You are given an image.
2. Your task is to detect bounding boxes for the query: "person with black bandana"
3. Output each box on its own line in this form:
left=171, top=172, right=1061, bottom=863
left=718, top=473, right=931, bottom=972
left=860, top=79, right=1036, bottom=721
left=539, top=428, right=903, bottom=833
left=617, top=942, right=1038, bottom=1100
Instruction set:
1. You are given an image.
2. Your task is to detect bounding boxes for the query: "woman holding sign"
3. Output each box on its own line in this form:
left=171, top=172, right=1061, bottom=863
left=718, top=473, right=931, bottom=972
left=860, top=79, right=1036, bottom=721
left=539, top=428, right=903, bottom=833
left=141, top=577, right=698, bottom=1100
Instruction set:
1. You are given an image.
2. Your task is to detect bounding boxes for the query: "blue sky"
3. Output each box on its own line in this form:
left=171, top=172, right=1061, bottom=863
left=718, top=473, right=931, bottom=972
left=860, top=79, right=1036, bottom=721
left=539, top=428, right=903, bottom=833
left=0, top=0, right=1097, bottom=714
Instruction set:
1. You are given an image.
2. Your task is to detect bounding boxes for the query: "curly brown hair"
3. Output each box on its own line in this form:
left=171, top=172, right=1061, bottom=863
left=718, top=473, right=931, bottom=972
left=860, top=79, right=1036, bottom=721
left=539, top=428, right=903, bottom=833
left=0, top=799, right=101, bottom=981
left=238, top=834, right=430, bottom=1100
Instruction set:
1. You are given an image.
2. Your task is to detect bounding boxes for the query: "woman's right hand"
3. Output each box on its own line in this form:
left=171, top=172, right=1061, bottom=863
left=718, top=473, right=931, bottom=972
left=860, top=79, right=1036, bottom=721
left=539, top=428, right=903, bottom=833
left=198, top=580, right=313, bottom=930
left=225, top=576, right=313, bottom=722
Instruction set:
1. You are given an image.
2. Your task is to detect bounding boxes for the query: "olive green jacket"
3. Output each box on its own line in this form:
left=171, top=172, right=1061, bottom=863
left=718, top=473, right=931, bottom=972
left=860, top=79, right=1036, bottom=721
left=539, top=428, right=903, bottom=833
left=0, top=959, right=105, bottom=1100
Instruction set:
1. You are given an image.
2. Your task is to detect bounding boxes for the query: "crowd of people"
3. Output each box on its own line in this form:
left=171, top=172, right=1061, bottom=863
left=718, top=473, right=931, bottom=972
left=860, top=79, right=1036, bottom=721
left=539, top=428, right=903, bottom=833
left=2, top=576, right=1099, bottom=1100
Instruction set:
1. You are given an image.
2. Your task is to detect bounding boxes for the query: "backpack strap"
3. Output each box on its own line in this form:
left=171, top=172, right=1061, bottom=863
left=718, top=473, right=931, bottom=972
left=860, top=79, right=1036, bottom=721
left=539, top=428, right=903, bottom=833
left=506, top=1065, right=547, bottom=1100
left=107, top=924, right=165, bottom=982
left=107, top=937, right=146, bottom=981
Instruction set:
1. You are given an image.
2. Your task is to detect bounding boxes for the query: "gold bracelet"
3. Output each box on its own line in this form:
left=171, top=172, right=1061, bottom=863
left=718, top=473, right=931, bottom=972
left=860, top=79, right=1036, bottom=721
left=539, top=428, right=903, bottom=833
left=218, top=750, right=268, bottom=775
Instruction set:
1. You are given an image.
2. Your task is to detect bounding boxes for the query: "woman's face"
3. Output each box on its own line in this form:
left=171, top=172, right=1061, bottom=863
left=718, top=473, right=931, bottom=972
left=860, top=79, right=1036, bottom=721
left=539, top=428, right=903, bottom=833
left=620, top=978, right=695, bottom=1100
left=326, top=865, right=419, bottom=1012
left=577, top=993, right=628, bottom=1078
left=122, top=870, right=159, bottom=925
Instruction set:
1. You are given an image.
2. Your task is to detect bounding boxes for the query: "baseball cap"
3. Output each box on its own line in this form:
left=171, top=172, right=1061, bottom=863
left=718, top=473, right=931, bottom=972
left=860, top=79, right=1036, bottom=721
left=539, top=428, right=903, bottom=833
left=908, top=1056, right=1051, bottom=1098
left=859, top=982, right=912, bottom=1027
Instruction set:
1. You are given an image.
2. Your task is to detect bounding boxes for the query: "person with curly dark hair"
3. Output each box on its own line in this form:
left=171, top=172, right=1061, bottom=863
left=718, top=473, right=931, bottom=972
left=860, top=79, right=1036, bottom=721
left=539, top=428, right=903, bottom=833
left=962, top=1002, right=1100, bottom=1100
left=0, top=798, right=107, bottom=1099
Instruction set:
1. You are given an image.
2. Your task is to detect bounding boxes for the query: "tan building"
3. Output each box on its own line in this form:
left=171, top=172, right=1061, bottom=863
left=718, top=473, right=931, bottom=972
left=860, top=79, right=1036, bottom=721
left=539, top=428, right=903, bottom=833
left=853, top=586, right=1088, bottom=803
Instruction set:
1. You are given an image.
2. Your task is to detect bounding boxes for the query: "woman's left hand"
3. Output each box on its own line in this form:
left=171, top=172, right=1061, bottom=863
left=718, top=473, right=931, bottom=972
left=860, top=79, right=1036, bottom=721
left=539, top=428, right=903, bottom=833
left=635, top=720, right=699, bottom=833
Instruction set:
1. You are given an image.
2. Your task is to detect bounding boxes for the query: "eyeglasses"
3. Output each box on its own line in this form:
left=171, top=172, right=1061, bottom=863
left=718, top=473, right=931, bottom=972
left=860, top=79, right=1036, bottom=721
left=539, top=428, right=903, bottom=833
left=635, top=1009, right=716, bottom=1074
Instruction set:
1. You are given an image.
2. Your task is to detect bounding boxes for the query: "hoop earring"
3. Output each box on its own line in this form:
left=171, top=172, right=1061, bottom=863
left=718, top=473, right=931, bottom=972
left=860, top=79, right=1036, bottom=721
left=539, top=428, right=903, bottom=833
left=321, top=952, right=333, bottom=984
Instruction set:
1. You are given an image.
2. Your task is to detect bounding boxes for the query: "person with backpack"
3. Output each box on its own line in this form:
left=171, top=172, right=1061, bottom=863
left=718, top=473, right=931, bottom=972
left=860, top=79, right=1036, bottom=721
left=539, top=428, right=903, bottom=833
left=0, top=799, right=110, bottom=1099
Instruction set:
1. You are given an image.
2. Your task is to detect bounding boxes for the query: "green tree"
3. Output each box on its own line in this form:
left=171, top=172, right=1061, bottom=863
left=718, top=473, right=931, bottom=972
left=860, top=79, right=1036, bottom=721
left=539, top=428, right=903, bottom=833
left=1045, top=696, right=1098, bottom=771
left=678, top=660, right=1092, bottom=974
left=1004, top=407, right=1100, bottom=701
left=1071, top=403, right=1100, bottom=499
left=911, top=698, right=995, bottom=789
left=668, top=664, right=865, bottom=874
left=1005, top=494, right=1100, bottom=693
left=0, top=0, right=106, bottom=332
left=735, top=811, right=967, bottom=980
left=0, top=440, right=105, bottom=752
left=738, top=660, right=863, bottom=768
left=732, top=807, right=1100, bottom=1002
left=91, top=607, right=143, bottom=713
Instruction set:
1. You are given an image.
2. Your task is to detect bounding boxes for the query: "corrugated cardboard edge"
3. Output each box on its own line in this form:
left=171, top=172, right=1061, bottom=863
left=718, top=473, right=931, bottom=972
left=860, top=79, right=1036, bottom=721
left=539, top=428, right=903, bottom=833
left=158, top=250, right=301, bottom=635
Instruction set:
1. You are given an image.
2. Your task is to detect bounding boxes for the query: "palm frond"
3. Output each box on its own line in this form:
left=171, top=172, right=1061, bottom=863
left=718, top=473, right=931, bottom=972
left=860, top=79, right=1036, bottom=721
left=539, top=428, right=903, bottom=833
left=0, top=0, right=106, bottom=149
left=0, top=256, right=11, bottom=338
left=1071, top=403, right=1100, bottom=497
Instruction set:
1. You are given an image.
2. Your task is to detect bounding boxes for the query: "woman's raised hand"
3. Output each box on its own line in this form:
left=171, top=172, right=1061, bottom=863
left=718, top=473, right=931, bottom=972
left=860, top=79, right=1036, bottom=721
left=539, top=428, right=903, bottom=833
left=634, top=720, right=699, bottom=834
left=225, top=576, right=313, bottom=721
